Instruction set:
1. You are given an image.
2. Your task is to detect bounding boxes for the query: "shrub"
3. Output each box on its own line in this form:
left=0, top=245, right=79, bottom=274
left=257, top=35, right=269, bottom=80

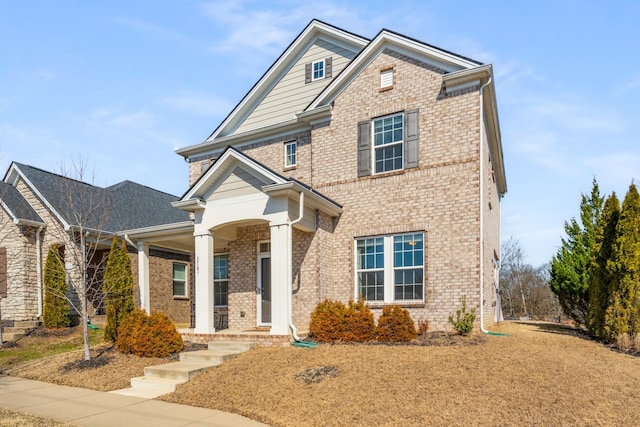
left=416, top=319, right=429, bottom=336
left=43, top=245, right=70, bottom=328
left=376, top=305, right=416, bottom=342
left=309, top=300, right=346, bottom=342
left=448, top=295, right=476, bottom=335
left=103, top=238, right=135, bottom=342
left=342, top=298, right=376, bottom=342
left=116, top=309, right=183, bottom=357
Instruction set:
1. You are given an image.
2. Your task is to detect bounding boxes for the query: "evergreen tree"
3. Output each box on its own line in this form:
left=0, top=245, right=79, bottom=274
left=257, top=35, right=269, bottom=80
left=605, top=183, right=640, bottom=339
left=43, top=245, right=70, bottom=328
left=103, top=238, right=135, bottom=342
left=550, top=179, right=603, bottom=326
left=588, top=192, right=620, bottom=339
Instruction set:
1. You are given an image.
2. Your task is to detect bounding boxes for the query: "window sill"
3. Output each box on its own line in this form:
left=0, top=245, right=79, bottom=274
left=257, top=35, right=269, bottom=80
left=283, top=166, right=297, bottom=172
left=370, top=169, right=406, bottom=179
left=173, top=296, right=189, bottom=300
left=367, top=301, right=425, bottom=309
left=379, top=86, right=394, bottom=92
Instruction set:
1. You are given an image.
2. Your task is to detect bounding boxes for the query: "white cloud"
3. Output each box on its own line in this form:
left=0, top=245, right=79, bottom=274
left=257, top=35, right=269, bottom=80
left=114, top=16, right=203, bottom=51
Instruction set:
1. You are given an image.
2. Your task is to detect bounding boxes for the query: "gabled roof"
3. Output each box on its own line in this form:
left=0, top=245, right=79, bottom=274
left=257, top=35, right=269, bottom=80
left=0, top=181, right=45, bottom=226
left=174, top=146, right=342, bottom=217
left=2, top=162, right=189, bottom=233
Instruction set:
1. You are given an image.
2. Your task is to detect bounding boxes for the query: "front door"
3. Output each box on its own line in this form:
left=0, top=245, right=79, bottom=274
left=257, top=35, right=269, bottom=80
left=257, top=242, right=271, bottom=325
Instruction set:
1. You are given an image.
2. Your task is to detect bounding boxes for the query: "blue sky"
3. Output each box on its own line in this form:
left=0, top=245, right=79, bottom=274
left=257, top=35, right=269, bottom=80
left=1, top=1, right=639, bottom=266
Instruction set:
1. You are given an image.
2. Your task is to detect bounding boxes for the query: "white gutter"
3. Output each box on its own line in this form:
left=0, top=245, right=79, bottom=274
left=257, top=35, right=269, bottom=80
left=479, top=76, right=492, bottom=334
left=36, top=226, right=44, bottom=317
left=288, top=191, right=305, bottom=341
left=123, top=234, right=136, bottom=249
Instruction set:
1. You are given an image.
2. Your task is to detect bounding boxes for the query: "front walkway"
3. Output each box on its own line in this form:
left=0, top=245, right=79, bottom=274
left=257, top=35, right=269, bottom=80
left=0, top=375, right=268, bottom=427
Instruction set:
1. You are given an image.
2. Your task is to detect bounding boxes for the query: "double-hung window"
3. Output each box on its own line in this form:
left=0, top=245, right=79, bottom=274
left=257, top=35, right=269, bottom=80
left=284, top=141, right=297, bottom=168
left=214, top=254, right=228, bottom=307
left=355, top=232, right=424, bottom=303
left=373, top=113, right=404, bottom=173
left=357, top=109, right=419, bottom=177
left=172, top=263, right=187, bottom=298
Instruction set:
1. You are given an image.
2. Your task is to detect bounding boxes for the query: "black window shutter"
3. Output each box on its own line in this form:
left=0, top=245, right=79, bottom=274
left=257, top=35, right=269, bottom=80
left=325, top=57, right=332, bottom=78
left=305, top=63, right=312, bottom=83
left=404, top=109, right=419, bottom=169
left=357, top=121, right=371, bottom=177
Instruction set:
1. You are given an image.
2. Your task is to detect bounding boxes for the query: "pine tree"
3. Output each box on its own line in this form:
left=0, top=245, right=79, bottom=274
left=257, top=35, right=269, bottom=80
left=605, top=183, right=640, bottom=339
left=103, top=238, right=135, bottom=342
left=43, top=245, right=70, bottom=328
left=588, top=192, right=620, bottom=339
left=550, top=179, right=604, bottom=326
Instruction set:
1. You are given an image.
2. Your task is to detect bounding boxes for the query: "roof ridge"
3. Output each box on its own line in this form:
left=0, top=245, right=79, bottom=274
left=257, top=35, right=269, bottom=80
left=13, top=162, right=106, bottom=190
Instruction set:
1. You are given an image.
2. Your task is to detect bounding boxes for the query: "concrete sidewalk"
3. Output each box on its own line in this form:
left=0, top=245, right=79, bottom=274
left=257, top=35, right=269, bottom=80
left=0, top=375, right=268, bottom=427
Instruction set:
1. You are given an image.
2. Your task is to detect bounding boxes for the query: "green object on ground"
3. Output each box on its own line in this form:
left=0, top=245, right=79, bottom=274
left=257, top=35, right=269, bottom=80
left=484, top=331, right=509, bottom=336
left=87, top=323, right=98, bottom=330
left=292, top=341, right=317, bottom=348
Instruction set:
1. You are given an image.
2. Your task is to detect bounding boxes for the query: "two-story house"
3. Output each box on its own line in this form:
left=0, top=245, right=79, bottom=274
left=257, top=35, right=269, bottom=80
left=124, top=20, right=506, bottom=344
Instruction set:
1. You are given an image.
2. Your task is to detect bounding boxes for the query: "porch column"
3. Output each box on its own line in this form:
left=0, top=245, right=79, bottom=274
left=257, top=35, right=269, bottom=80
left=194, top=230, right=215, bottom=334
left=269, top=222, right=291, bottom=335
left=137, top=242, right=150, bottom=314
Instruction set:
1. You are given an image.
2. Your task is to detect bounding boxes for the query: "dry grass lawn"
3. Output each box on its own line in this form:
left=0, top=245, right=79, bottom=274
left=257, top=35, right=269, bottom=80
left=2, top=322, right=640, bottom=426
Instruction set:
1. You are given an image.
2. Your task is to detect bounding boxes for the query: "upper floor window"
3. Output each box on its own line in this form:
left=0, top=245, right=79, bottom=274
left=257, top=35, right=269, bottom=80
left=284, top=141, right=297, bottom=168
left=172, top=263, right=187, bottom=298
left=373, top=113, right=404, bottom=173
left=355, top=232, right=424, bottom=303
left=312, top=60, right=324, bottom=80
left=357, top=109, right=420, bottom=177
left=305, top=57, right=332, bottom=83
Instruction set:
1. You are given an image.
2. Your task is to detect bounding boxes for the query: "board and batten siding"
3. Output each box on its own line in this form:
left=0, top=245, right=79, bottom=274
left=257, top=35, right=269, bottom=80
left=234, top=39, right=358, bottom=135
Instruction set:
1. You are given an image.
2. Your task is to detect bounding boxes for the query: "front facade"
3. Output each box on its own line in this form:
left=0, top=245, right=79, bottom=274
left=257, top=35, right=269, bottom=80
left=129, top=20, right=506, bottom=340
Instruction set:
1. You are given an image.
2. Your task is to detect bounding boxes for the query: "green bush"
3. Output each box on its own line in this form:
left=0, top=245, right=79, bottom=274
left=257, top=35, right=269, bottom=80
left=43, top=245, right=70, bottom=328
left=309, top=300, right=346, bottom=342
left=448, top=295, right=476, bottom=335
left=376, top=305, right=416, bottom=342
left=342, top=298, right=376, bottom=342
left=116, top=309, right=183, bottom=357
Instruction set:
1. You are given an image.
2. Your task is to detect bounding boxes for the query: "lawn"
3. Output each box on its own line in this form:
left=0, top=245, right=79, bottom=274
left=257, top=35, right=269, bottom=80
left=2, top=322, right=640, bottom=426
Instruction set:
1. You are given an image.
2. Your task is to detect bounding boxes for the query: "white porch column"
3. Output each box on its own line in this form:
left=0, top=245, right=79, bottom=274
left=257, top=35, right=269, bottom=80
left=137, top=242, right=150, bottom=314
left=194, top=230, right=215, bottom=334
left=269, top=222, right=291, bottom=335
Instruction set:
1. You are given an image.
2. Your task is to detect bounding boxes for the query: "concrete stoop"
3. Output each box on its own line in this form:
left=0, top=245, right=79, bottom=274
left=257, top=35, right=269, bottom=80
left=110, top=341, right=257, bottom=399
left=1, top=320, right=41, bottom=342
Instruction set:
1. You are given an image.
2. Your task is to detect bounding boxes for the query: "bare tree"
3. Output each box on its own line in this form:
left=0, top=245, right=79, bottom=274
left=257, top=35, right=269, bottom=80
left=43, top=159, right=114, bottom=360
left=500, top=238, right=562, bottom=321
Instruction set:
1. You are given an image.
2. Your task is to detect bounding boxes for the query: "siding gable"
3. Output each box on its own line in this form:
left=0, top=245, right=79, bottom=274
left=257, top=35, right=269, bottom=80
left=206, top=166, right=268, bottom=202
left=234, top=38, right=358, bottom=135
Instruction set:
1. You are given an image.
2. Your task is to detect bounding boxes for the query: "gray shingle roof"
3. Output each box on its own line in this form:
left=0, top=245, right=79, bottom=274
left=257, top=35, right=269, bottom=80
left=0, top=181, right=45, bottom=224
left=12, top=163, right=188, bottom=233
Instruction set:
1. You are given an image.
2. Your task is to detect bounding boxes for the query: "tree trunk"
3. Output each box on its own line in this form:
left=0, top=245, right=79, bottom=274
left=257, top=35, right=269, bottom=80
left=81, top=233, right=90, bottom=361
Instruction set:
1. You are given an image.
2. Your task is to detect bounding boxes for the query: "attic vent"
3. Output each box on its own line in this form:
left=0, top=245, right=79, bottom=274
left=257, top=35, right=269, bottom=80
left=381, top=68, right=394, bottom=89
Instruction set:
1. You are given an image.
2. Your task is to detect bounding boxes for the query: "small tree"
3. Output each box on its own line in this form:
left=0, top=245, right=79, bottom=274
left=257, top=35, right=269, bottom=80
left=448, top=295, right=476, bottom=335
left=588, top=193, right=620, bottom=339
left=103, top=238, right=135, bottom=342
left=43, top=245, right=70, bottom=328
left=550, top=179, right=603, bottom=327
left=605, top=184, right=640, bottom=340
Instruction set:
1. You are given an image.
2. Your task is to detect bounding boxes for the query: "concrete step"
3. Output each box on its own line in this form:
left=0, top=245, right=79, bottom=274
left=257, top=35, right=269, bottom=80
left=3, top=327, right=29, bottom=334
left=14, top=320, right=40, bottom=328
left=130, top=376, right=183, bottom=392
left=2, top=332, right=24, bottom=341
left=179, top=348, right=241, bottom=364
left=144, top=361, right=214, bottom=382
left=109, top=386, right=173, bottom=399
left=207, top=340, right=257, bottom=352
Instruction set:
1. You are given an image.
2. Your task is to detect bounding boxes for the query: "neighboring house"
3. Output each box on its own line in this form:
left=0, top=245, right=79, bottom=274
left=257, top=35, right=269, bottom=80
left=0, top=162, right=191, bottom=325
left=125, top=19, right=507, bottom=343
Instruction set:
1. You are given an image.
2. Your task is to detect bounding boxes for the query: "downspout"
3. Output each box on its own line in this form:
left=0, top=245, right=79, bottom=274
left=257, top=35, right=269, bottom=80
left=123, top=234, right=136, bottom=249
left=36, top=226, right=44, bottom=318
left=288, top=191, right=304, bottom=342
left=479, top=77, right=491, bottom=334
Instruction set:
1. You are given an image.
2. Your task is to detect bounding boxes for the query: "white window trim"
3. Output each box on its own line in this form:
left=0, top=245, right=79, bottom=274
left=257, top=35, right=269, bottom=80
left=354, top=232, right=425, bottom=303
left=372, top=112, right=404, bottom=175
left=214, top=254, right=228, bottom=308
left=172, top=262, right=188, bottom=298
left=284, top=141, right=297, bottom=168
left=312, top=59, right=325, bottom=81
